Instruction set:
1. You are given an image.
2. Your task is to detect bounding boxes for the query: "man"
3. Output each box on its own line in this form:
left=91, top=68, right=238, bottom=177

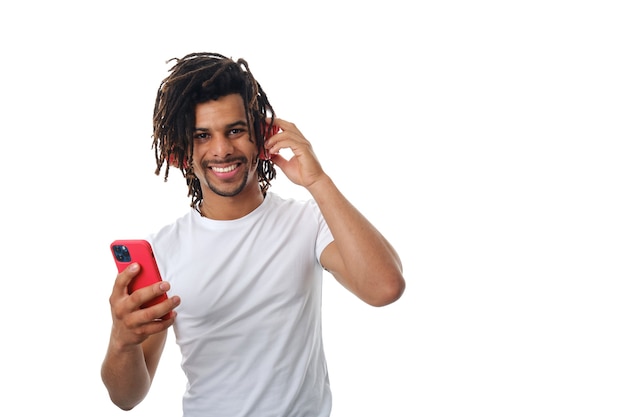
left=101, top=52, right=405, bottom=417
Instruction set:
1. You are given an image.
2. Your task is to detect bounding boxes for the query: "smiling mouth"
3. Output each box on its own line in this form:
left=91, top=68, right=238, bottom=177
left=211, top=163, right=239, bottom=173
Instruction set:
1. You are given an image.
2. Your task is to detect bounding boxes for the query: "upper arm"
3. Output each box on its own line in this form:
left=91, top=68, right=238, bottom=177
left=320, top=240, right=405, bottom=307
left=320, top=241, right=350, bottom=289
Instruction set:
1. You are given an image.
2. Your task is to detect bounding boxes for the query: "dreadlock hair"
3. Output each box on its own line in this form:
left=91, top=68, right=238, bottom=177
left=152, top=52, right=277, bottom=211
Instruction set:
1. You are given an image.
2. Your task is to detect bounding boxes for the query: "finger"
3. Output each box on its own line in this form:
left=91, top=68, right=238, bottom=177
left=135, top=309, right=178, bottom=335
left=269, top=153, right=289, bottom=169
left=265, top=130, right=304, bottom=154
left=266, top=116, right=286, bottom=128
left=116, top=308, right=177, bottom=346
left=273, top=117, right=296, bottom=130
left=112, top=263, right=141, bottom=297
left=138, top=295, right=181, bottom=323
left=269, top=118, right=303, bottom=137
left=128, top=281, right=172, bottom=311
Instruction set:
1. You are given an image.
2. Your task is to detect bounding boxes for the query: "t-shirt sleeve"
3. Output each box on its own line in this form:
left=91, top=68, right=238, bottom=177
left=310, top=200, right=334, bottom=263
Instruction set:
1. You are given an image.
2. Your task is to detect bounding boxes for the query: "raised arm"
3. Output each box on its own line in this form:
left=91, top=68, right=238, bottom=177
left=309, top=176, right=404, bottom=306
left=265, top=119, right=405, bottom=306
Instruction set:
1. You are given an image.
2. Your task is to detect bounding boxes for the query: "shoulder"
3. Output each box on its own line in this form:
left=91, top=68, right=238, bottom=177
left=147, top=209, right=195, bottom=249
left=265, top=192, right=320, bottom=216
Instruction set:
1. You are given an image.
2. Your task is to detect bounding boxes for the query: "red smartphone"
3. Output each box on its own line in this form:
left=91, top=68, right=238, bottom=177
left=110, top=239, right=171, bottom=319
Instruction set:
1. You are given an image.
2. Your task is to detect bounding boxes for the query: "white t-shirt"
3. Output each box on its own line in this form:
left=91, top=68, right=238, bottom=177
left=149, top=192, right=334, bottom=417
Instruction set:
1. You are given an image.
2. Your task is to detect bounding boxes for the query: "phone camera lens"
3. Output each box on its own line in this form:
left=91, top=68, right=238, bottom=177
left=113, top=245, right=132, bottom=262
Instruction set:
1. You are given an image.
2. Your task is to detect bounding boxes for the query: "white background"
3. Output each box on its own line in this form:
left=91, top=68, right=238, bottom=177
left=1, top=1, right=624, bottom=416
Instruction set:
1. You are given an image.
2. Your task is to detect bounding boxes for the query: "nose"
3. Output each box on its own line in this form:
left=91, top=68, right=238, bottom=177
left=209, top=133, right=234, bottom=158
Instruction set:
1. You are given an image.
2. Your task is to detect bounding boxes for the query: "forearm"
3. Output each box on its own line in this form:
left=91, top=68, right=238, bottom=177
left=101, top=340, right=152, bottom=410
left=307, top=175, right=404, bottom=305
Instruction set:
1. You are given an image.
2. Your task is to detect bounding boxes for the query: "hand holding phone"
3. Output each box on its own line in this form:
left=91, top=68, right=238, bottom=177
left=110, top=239, right=171, bottom=320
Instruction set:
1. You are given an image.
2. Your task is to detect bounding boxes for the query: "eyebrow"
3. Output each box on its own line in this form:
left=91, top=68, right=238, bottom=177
left=194, top=120, right=248, bottom=131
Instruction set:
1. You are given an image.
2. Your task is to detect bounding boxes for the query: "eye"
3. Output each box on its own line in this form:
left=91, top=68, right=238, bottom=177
left=193, top=132, right=210, bottom=142
left=228, top=128, right=244, bottom=136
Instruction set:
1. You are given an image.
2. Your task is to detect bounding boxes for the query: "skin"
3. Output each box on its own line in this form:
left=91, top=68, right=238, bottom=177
left=101, top=93, right=405, bottom=410
left=192, top=94, right=265, bottom=220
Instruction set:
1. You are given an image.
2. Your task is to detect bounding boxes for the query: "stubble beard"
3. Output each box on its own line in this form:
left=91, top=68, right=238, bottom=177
left=202, top=156, right=258, bottom=197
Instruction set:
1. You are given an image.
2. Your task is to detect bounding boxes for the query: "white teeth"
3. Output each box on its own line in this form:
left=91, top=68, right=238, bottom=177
left=212, top=164, right=237, bottom=173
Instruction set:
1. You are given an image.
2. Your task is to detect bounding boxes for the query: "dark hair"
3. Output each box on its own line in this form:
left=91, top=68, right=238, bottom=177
left=152, top=52, right=276, bottom=210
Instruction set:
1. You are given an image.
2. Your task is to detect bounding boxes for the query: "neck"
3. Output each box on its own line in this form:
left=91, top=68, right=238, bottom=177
left=199, top=189, right=265, bottom=220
